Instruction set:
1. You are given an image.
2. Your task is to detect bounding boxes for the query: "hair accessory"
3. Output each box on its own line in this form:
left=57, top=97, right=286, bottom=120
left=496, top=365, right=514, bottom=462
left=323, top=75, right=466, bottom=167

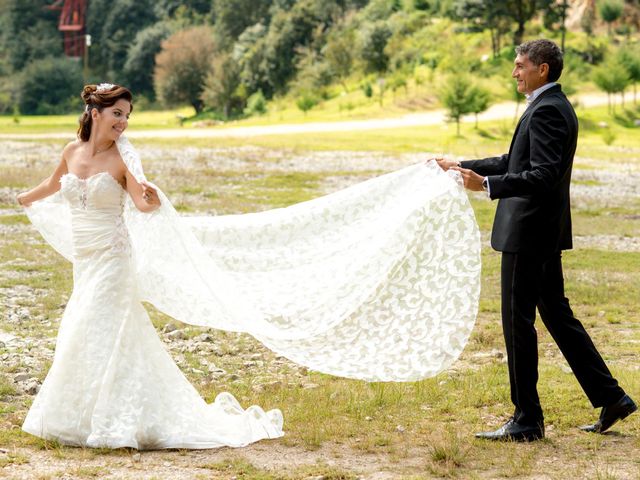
left=96, top=83, right=115, bottom=93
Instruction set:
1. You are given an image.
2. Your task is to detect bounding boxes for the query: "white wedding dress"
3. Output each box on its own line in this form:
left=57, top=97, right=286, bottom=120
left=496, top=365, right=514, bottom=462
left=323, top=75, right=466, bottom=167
left=22, top=171, right=283, bottom=449
left=22, top=137, right=481, bottom=449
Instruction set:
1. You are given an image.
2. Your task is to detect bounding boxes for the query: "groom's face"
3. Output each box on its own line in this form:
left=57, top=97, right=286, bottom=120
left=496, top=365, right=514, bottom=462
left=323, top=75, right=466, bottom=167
left=512, top=54, right=548, bottom=95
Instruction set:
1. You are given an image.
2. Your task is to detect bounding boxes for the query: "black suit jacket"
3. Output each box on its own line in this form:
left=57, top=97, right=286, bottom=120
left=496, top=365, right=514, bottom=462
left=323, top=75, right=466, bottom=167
left=461, top=84, right=577, bottom=254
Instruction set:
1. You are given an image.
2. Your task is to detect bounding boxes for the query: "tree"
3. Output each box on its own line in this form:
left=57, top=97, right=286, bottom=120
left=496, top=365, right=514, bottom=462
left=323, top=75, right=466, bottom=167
left=212, top=0, right=273, bottom=44
left=153, top=0, right=212, bottom=20
left=543, top=0, right=569, bottom=51
left=597, top=0, right=624, bottom=36
left=360, top=22, right=392, bottom=73
left=18, top=56, right=83, bottom=114
left=259, top=0, right=343, bottom=94
left=100, top=0, right=158, bottom=77
left=232, top=22, right=270, bottom=96
left=4, top=0, right=62, bottom=71
left=507, top=0, right=545, bottom=46
left=617, top=47, right=640, bottom=105
left=123, top=22, right=173, bottom=99
left=469, top=85, right=491, bottom=128
left=438, top=75, right=476, bottom=136
left=592, top=59, right=630, bottom=114
left=323, top=31, right=355, bottom=92
left=452, top=0, right=511, bottom=58
left=154, top=27, right=217, bottom=113
left=201, top=54, right=244, bottom=119
left=85, top=0, right=158, bottom=80
left=581, top=0, right=597, bottom=35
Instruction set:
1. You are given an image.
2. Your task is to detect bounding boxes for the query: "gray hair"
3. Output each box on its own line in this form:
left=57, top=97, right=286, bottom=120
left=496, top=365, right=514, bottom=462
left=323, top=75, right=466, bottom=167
left=515, top=39, right=564, bottom=82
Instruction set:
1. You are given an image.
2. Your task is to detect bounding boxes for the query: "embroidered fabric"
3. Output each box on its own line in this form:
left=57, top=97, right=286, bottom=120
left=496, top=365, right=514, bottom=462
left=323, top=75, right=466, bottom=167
left=24, top=136, right=481, bottom=383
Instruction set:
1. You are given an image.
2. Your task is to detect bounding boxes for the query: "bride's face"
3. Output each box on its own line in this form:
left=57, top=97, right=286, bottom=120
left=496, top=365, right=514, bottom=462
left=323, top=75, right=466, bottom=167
left=93, top=99, right=131, bottom=141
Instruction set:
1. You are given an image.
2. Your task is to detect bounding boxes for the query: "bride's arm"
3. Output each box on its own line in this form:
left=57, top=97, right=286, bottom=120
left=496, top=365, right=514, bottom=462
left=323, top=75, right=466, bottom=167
left=124, top=169, right=161, bottom=213
left=16, top=146, right=71, bottom=207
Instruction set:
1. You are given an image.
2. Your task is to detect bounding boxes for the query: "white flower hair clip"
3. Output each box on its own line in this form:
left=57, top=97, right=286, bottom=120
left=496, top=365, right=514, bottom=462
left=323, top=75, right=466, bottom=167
left=96, top=83, right=115, bottom=93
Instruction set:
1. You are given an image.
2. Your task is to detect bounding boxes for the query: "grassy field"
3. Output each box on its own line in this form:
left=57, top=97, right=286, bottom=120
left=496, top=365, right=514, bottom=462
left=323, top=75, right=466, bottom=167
left=0, top=105, right=639, bottom=478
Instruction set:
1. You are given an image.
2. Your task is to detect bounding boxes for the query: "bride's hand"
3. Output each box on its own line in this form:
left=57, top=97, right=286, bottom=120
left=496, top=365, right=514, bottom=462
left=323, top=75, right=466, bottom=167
left=140, top=182, right=160, bottom=207
left=16, top=193, right=31, bottom=208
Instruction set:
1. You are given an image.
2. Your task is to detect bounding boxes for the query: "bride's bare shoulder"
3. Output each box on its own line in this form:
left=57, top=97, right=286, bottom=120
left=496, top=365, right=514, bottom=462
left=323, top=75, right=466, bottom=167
left=62, top=140, right=82, bottom=158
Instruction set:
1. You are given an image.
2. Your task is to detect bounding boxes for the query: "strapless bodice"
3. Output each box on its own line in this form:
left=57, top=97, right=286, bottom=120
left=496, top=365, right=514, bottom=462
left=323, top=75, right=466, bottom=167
left=60, top=172, right=129, bottom=257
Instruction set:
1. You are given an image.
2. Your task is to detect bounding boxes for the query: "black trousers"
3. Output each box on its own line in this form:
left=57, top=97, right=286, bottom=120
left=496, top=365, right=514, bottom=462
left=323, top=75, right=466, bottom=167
left=501, top=251, right=624, bottom=426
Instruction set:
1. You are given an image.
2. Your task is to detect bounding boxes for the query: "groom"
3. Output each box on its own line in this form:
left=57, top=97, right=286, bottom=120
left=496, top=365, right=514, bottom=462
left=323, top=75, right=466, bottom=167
left=437, top=39, right=636, bottom=441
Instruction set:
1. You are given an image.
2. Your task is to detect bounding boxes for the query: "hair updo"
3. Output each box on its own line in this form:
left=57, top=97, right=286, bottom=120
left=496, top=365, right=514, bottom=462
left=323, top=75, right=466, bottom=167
left=77, top=84, right=133, bottom=141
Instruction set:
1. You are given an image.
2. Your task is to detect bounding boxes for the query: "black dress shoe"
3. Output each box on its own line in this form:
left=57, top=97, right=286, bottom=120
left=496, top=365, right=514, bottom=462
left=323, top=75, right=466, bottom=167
left=475, top=418, right=544, bottom=442
left=580, top=394, right=637, bottom=434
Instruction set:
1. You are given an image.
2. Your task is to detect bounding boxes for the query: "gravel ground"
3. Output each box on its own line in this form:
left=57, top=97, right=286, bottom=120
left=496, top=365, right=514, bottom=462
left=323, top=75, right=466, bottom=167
left=1, top=140, right=639, bottom=478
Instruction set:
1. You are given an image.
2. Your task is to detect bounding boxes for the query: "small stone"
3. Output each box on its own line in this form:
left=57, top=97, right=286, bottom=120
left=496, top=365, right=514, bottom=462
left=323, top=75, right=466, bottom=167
left=365, top=416, right=373, bottom=421
left=24, top=380, right=40, bottom=395
left=14, top=373, right=30, bottom=382
left=163, top=461, right=172, bottom=467
left=0, top=341, right=5, bottom=349
left=302, top=383, right=319, bottom=389
left=191, top=368, right=205, bottom=375
left=396, top=425, right=405, bottom=433
left=132, top=453, right=141, bottom=463
left=162, top=323, right=177, bottom=333
left=167, top=329, right=186, bottom=340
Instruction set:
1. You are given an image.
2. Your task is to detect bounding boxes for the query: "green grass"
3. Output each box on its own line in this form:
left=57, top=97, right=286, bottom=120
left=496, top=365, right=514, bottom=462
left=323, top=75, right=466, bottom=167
left=0, top=107, right=194, bottom=134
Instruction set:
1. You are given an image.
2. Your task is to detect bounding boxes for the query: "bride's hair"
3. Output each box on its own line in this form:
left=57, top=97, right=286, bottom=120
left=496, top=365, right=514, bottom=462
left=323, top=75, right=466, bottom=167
left=77, top=84, right=133, bottom=141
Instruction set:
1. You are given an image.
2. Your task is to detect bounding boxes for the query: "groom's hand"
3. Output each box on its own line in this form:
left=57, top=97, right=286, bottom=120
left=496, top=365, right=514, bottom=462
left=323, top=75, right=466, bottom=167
left=431, top=158, right=460, bottom=171
left=451, top=167, right=485, bottom=191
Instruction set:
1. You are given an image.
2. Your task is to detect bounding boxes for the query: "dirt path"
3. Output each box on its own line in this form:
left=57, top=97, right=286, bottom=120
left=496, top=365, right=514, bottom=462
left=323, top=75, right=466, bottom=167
left=0, top=92, right=622, bottom=141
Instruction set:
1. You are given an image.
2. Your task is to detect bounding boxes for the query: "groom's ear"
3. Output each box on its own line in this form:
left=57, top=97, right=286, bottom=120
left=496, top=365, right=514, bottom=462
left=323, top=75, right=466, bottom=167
left=538, top=63, right=550, bottom=82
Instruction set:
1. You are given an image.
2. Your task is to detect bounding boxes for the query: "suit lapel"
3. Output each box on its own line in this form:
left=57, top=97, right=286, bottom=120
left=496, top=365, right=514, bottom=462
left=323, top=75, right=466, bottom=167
left=511, top=84, right=562, bottom=142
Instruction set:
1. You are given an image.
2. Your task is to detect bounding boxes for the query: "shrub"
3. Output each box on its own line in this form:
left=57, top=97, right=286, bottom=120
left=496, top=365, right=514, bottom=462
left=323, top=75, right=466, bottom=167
left=244, top=90, right=267, bottom=115
left=154, top=26, right=217, bottom=113
left=296, top=93, right=319, bottom=114
left=18, top=56, right=83, bottom=115
left=201, top=53, right=244, bottom=119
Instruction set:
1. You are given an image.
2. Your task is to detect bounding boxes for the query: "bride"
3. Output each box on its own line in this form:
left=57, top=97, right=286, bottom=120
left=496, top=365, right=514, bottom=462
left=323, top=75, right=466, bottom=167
left=16, top=83, right=481, bottom=450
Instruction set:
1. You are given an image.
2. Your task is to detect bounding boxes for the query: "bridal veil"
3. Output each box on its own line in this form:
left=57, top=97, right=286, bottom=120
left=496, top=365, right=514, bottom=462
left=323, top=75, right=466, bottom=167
left=26, top=137, right=481, bottom=382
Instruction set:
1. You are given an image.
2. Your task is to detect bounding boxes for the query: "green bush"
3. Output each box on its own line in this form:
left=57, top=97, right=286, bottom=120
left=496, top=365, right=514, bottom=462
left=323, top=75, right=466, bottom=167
left=362, top=81, right=373, bottom=97
left=296, top=93, right=319, bottom=114
left=244, top=90, right=267, bottom=115
left=18, top=56, right=83, bottom=115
